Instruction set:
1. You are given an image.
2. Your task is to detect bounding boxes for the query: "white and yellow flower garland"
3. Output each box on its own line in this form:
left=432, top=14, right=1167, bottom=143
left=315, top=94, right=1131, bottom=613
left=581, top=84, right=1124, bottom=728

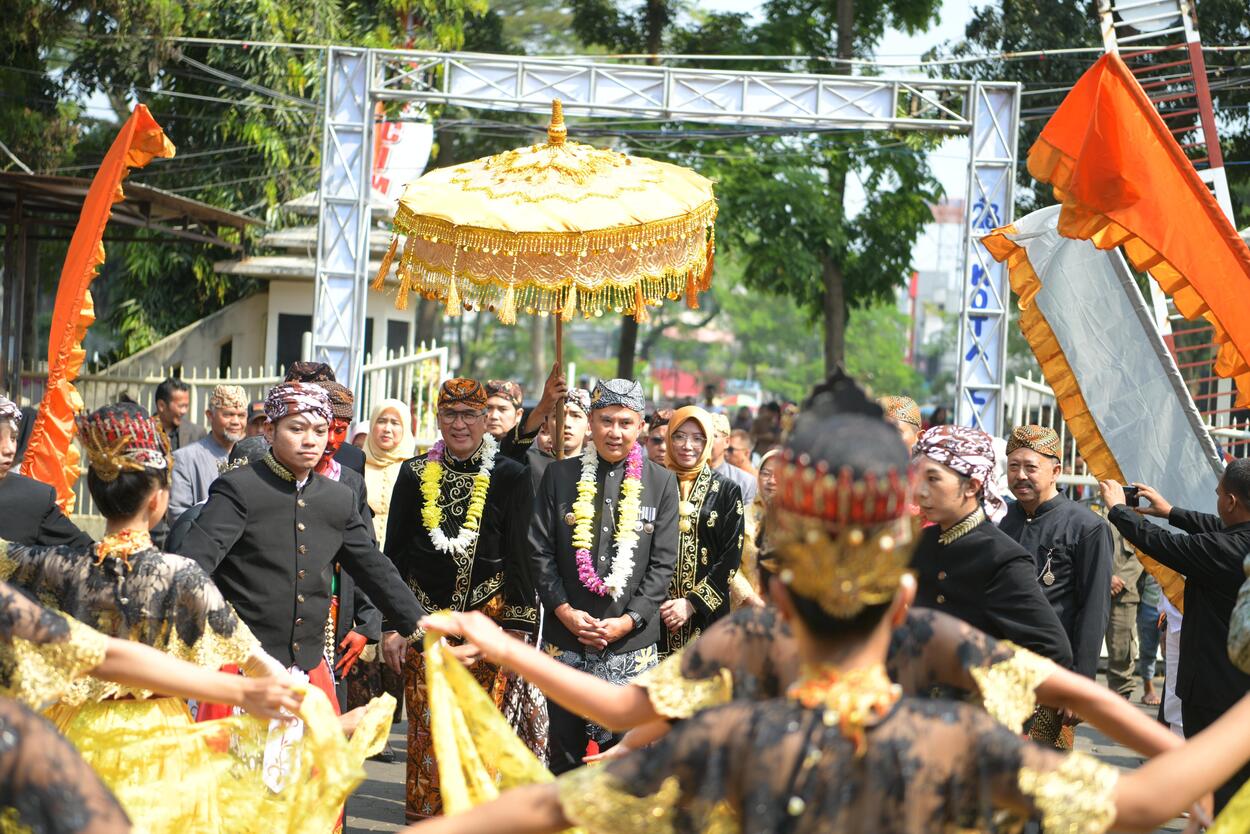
left=572, top=442, right=644, bottom=599
left=420, top=433, right=498, bottom=556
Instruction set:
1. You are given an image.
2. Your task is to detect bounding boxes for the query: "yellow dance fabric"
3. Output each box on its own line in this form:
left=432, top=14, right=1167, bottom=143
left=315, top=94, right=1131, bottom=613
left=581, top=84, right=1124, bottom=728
left=1210, top=781, right=1250, bottom=834
left=423, top=634, right=556, bottom=815
left=47, top=688, right=395, bottom=834
left=2, top=614, right=108, bottom=710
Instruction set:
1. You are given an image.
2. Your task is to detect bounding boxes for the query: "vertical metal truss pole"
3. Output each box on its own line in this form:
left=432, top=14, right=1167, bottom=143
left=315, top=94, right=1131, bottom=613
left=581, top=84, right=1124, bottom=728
left=313, top=47, right=373, bottom=396
left=955, top=82, right=1020, bottom=435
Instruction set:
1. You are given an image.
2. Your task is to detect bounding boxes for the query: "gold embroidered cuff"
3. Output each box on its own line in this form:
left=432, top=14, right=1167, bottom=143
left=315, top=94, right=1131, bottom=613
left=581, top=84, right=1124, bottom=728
left=557, top=768, right=682, bottom=834
left=3, top=616, right=109, bottom=708
left=633, top=648, right=733, bottom=720
left=969, top=643, right=1056, bottom=733
left=691, top=580, right=726, bottom=616
left=1018, top=751, right=1118, bottom=834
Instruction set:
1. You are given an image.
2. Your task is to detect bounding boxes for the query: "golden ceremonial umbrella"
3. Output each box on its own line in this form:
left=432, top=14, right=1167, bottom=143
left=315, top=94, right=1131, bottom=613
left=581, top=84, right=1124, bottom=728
left=372, top=99, right=718, bottom=455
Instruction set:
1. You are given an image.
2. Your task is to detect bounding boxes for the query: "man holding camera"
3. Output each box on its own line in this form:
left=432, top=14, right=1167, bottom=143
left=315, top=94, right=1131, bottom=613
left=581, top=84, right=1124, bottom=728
left=1100, top=460, right=1250, bottom=813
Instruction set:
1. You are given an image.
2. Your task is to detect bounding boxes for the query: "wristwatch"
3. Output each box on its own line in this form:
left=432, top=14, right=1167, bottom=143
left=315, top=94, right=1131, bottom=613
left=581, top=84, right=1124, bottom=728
left=625, top=610, right=645, bottom=632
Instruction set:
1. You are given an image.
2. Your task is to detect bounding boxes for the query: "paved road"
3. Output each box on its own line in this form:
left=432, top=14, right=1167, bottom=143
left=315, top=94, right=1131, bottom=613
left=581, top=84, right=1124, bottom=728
left=346, top=675, right=1189, bottom=833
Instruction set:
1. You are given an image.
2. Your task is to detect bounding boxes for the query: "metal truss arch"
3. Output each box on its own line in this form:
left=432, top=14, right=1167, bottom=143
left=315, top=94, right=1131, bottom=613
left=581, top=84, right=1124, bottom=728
left=313, top=50, right=1020, bottom=425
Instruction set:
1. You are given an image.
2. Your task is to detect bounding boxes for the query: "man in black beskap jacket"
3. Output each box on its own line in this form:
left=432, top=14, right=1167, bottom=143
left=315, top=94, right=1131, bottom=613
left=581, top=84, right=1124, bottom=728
left=1101, top=466, right=1250, bottom=813
left=530, top=378, right=679, bottom=774
left=176, top=382, right=423, bottom=712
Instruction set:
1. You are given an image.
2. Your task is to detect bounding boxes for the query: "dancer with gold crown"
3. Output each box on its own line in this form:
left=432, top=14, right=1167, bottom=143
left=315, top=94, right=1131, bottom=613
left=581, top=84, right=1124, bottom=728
left=0, top=401, right=394, bottom=833
left=404, top=372, right=1250, bottom=834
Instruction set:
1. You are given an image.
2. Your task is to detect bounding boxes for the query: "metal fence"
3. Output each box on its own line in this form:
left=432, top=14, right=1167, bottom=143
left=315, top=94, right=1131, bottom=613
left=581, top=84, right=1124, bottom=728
left=1002, top=370, right=1250, bottom=494
left=17, top=342, right=449, bottom=519
left=1003, top=372, right=1097, bottom=488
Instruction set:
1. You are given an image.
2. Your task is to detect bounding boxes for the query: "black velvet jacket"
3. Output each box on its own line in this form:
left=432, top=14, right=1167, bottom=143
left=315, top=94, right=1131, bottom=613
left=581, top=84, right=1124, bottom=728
left=530, top=451, right=679, bottom=654
left=0, top=473, right=92, bottom=548
left=176, top=454, right=424, bottom=670
left=911, top=513, right=1073, bottom=668
left=384, top=440, right=537, bottom=634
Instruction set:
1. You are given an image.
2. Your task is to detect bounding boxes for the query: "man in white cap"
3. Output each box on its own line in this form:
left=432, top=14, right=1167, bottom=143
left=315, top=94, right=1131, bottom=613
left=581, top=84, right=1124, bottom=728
left=529, top=377, right=679, bottom=774
left=168, top=383, right=248, bottom=522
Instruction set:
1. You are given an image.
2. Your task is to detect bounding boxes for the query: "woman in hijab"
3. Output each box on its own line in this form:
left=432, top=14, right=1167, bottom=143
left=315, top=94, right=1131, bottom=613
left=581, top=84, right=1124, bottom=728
left=364, top=398, right=415, bottom=548
left=658, top=406, right=745, bottom=657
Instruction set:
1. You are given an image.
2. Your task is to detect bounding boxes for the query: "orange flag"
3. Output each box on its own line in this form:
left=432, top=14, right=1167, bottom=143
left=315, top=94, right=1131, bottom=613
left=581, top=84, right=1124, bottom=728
left=1029, top=53, right=1250, bottom=405
left=20, top=105, right=175, bottom=509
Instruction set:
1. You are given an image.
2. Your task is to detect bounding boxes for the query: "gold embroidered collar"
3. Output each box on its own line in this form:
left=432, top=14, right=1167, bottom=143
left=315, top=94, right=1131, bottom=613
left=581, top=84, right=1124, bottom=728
left=938, top=507, right=987, bottom=546
left=95, top=528, right=154, bottom=570
left=263, top=452, right=296, bottom=483
left=787, top=663, right=901, bottom=755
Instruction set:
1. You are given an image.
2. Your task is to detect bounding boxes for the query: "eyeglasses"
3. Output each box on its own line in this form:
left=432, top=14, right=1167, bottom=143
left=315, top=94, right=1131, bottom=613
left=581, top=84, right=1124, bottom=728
left=669, top=432, right=706, bottom=447
left=438, top=409, right=485, bottom=426
left=648, top=436, right=666, bottom=445
left=726, top=446, right=741, bottom=454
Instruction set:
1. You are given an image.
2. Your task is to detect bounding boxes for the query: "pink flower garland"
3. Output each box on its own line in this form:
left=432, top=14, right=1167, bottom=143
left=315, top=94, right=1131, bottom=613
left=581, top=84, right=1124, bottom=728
left=575, top=442, right=644, bottom=596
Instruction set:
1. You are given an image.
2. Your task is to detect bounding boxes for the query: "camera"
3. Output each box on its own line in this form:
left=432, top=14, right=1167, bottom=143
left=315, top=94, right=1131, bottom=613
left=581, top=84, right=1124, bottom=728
left=1121, top=485, right=1144, bottom=508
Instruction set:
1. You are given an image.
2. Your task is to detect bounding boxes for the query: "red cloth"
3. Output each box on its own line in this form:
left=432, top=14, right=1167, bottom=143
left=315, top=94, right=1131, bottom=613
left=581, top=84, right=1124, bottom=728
left=195, top=661, right=341, bottom=722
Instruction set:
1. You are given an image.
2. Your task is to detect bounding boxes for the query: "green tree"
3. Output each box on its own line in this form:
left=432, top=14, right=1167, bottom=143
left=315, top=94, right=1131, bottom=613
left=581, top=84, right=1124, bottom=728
left=843, top=303, right=924, bottom=396
left=2, top=0, right=489, bottom=361
left=940, top=0, right=1250, bottom=225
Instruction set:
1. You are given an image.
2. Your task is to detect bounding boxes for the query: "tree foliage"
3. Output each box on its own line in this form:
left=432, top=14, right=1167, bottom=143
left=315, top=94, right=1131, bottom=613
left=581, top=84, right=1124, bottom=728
left=1, top=0, right=490, bottom=363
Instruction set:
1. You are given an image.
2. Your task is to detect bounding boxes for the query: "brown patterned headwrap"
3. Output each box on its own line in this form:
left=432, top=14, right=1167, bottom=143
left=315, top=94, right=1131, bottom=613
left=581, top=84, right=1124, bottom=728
left=913, top=425, right=1006, bottom=521
left=315, top=381, right=355, bottom=421
left=0, top=396, right=19, bottom=426
left=208, top=384, right=248, bottom=412
left=880, top=395, right=921, bottom=428
left=265, top=382, right=332, bottom=424
left=285, top=361, right=337, bottom=383
left=76, top=403, right=172, bottom=483
left=485, top=380, right=524, bottom=409
left=1006, top=425, right=1062, bottom=460
left=566, top=387, right=591, bottom=416
left=647, top=408, right=673, bottom=429
left=438, top=378, right=487, bottom=411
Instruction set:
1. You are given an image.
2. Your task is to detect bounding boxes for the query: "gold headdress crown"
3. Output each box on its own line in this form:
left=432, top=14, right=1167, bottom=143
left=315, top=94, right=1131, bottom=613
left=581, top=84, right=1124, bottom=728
left=769, top=450, right=918, bottom=619
left=76, top=407, right=173, bottom=483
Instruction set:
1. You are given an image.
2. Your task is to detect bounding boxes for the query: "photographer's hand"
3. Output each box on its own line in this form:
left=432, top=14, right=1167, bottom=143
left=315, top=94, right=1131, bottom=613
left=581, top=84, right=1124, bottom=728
left=1133, top=484, right=1172, bottom=518
left=1099, top=480, right=1126, bottom=509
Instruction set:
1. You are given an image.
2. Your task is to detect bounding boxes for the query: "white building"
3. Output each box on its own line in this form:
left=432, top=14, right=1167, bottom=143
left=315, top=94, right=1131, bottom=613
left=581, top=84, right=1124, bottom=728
left=104, top=193, right=417, bottom=376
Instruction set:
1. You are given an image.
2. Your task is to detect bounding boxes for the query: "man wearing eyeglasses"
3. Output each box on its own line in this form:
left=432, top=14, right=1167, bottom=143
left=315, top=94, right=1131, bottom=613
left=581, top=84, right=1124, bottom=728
left=380, top=378, right=539, bottom=821
left=645, top=408, right=672, bottom=466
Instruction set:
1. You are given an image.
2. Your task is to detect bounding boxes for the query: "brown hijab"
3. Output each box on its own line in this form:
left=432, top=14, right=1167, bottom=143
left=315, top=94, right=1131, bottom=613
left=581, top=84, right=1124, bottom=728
left=663, top=406, right=716, bottom=487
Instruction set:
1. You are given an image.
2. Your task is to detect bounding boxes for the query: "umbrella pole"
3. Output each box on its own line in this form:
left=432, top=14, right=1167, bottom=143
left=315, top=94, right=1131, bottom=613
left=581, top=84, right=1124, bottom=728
left=553, top=316, right=566, bottom=460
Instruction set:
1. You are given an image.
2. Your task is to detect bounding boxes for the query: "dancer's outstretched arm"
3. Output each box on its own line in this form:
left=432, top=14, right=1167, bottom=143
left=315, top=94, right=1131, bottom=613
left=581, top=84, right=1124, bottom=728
left=93, top=639, right=302, bottom=720
left=404, top=693, right=1250, bottom=834
left=421, top=612, right=657, bottom=731
left=1114, top=694, right=1250, bottom=830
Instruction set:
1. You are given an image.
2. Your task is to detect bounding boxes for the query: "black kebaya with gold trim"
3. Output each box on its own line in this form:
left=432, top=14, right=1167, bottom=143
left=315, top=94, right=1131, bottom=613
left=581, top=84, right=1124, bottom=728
left=659, top=465, right=744, bottom=656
